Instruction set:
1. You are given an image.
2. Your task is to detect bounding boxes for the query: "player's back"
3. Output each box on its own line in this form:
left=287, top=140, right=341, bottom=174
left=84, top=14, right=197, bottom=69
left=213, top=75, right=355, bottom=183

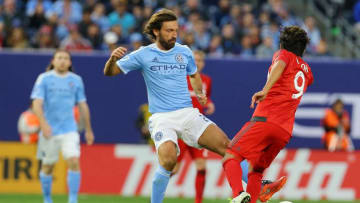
left=253, top=49, right=313, bottom=135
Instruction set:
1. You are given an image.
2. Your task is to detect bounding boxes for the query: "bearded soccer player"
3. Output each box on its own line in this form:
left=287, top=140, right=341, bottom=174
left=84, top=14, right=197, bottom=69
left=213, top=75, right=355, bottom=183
left=223, top=26, right=314, bottom=203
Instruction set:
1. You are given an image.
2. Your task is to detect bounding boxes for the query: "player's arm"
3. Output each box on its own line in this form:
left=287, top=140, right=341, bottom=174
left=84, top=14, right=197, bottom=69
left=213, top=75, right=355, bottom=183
left=104, top=47, right=127, bottom=76
left=250, top=60, right=286, bottom=108
left=32, top=99, right=52, bottom=138
left=189, top=72, right=207, bottom=106
left=78, top=101, right=94, bottom=145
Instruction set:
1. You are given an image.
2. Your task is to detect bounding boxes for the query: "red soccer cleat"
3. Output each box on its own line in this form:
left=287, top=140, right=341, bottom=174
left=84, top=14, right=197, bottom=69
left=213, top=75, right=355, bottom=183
left=259, top=176, right=287, bottom=202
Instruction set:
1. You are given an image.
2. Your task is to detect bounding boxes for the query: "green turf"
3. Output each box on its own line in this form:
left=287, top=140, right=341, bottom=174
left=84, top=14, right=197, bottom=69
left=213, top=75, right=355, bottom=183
left=0, top=194, right=358, bottom=203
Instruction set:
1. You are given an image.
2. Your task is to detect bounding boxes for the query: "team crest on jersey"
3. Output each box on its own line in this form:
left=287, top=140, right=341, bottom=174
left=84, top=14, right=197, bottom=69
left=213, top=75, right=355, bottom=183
left=175, top=54, right=184, bottom=63
left=68, top=82, right=74, bottom=89
left=155, top=131, right=163, bottom=141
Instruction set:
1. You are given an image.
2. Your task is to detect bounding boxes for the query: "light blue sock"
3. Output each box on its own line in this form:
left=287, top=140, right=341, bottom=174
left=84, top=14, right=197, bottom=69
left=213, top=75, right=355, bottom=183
left=40, top=172, right=53, bottom=203
left=67, top=170, right=81, bottom=203
left=151, top=165, right=171, bottom=203
left=240, top=160, right=249, bottom=183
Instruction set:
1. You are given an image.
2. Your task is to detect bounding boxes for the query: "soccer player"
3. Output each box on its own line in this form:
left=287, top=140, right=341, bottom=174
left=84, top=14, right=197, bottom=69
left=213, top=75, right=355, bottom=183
left=31, top=50, right=94, bottom=203
left=103, top=9, right=230, bottom=203
left=223, top=26, right=314, bottom=203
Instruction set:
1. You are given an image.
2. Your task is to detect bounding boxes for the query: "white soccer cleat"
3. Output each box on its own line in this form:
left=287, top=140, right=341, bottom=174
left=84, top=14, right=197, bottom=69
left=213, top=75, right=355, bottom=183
left=230, top=192, right=251, bottom=203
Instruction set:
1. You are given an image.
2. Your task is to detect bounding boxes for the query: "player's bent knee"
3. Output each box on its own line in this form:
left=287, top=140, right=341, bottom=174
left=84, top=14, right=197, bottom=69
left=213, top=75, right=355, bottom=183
left=67, top=157, right=80, bottom=171
left=158, top=141, right=178, bottom=171
left=41, top=164, right=55, bottom=175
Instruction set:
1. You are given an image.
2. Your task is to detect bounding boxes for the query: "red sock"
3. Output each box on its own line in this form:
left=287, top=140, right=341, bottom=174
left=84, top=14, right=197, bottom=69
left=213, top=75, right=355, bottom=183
left=247, top=172, right=263, bottom=203
left=223, top=158, right=244, bottom=198
left=195, top=169, right=206, bottom=203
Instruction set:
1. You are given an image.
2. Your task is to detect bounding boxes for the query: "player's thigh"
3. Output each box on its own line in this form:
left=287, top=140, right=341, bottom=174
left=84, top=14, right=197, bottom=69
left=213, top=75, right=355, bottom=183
left=181, top=108, right=214, bottom=148
left=61, top=132, right=80, bottom=161
left=40, top=134, right=61, bottom=165
left=197, top=124, right=230, bottom=157
left=228, top=122, right=269, bottom=161
left=251, top=123, right=289, bottom=173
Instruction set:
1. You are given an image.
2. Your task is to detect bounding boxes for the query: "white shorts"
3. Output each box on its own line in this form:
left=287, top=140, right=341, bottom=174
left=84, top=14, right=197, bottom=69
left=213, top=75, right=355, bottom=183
left=37, top=131, right=80, bottom=164
left=148, top=107, right=213, bottom=155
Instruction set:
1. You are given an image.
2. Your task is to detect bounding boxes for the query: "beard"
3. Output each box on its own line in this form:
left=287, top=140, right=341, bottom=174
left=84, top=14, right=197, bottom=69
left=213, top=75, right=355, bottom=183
left=159, top=34, right=176, bottom=50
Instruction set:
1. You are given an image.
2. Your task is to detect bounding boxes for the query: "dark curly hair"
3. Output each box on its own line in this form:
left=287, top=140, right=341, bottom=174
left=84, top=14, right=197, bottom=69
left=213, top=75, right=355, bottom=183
left=279, top=26, right=310, bottom=57
left=143, top=9, right=177, bottom=41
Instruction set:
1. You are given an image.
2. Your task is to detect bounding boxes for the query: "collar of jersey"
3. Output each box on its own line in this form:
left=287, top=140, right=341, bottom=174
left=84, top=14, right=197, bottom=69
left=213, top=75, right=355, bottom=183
left=150, top=43, right=176, bottom=53
left=51, top=70, right=70, bottom=78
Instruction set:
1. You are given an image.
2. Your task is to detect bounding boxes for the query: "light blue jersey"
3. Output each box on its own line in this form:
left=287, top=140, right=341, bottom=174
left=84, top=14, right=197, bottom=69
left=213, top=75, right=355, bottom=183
left=117, top=43, right=197, bottom=113
left=31, top=70, right=86, bottom=136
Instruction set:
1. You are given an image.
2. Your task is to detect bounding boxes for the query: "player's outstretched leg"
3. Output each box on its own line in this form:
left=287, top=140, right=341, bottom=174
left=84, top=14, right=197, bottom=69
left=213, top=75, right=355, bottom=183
left=151, top=141, right=177, bottom=203
left=40, top=165, right=54, bottom=203
left=197, top=124, right=229, bottom=157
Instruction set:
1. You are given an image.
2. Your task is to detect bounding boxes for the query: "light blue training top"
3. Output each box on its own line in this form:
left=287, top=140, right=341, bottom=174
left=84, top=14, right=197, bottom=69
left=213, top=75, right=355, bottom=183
left=31, top=70, right=86, bottom=135
left=116, top=43, right=198, bottom=113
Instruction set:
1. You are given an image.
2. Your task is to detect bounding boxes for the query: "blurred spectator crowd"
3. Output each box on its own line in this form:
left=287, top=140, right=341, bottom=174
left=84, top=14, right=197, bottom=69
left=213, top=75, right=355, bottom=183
left=0, top=0, right=332, bottom=58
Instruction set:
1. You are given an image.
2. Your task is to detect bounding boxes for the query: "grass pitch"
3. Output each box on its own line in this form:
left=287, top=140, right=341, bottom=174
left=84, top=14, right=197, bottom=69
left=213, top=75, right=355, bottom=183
left=0, top=194, right=358, bottom=203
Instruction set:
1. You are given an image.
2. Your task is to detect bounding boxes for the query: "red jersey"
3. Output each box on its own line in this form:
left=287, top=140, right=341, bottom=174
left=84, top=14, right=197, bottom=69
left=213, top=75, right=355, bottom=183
left=186, top=73, right=212, bottom=114
left=253, top=49, right=314, bottom=135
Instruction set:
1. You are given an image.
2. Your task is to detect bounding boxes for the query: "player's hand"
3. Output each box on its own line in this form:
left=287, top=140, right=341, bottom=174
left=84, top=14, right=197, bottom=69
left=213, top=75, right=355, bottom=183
left=85, top=130, right=95, bottom=145
left=110, top=47, right=127, bottom=61
left=250, top=90, right=267, bottom=108
left=41, top=123, right=52, bottom=139
left=197, top=93, right=207, bottom=106
left=205, top=102, right=215, bottom=115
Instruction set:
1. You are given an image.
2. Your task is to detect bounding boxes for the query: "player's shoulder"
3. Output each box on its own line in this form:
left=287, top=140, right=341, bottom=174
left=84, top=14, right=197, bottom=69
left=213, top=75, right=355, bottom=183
left=68, top=72, right=83, bottom=81
left=174, top=43, right=192, bottom=53
left=35, top=71, right=53, bottom=84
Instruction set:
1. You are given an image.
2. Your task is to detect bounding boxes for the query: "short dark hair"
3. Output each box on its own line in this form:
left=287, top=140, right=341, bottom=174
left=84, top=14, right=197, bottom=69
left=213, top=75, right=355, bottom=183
left=143, top=9, right=177, bottom=41
left=279, top=26, right=310, bottom=57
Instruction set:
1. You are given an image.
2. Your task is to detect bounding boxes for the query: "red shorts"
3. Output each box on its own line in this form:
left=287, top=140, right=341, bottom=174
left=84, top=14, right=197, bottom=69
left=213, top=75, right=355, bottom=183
left=227, top=119, right=291, bottom=172
left=177, top=139, right=206, bottom=161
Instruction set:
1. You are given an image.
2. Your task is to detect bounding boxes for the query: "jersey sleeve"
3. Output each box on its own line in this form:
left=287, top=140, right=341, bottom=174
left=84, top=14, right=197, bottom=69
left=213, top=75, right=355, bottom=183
left=186, top=47, right=197, bottom=75
left=76, top=77, right=86, bottom=103
left=30, top=74, right=46, bottom=100
left=116, top=48, right=143, bottom=74
left=274, top=50, right=290, bottom=66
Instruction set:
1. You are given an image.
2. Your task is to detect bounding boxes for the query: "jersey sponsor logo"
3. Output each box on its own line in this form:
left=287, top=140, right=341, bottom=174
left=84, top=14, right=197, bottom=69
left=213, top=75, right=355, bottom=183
left=175, top=54, right=184, bottom=63
left=149, top=64, right=186, bottom=71
left=154, top=132, right=163, bottom=141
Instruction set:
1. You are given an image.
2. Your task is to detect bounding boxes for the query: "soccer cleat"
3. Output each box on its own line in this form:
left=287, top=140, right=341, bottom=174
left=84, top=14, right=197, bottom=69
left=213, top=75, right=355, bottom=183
left=259, top=176, right=287, bottom=202
left=230, top=192, right=251, bottom=203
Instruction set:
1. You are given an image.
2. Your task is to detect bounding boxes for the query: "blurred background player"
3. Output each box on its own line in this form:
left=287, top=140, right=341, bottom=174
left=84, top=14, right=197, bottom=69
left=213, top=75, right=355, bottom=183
left=31, top=49, right=94, bottom=203
left=322, top=98, right=354, bottom=152
left=223, top=26, right=313, bottom=203
left=17, top=102, right=40, bottom=144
